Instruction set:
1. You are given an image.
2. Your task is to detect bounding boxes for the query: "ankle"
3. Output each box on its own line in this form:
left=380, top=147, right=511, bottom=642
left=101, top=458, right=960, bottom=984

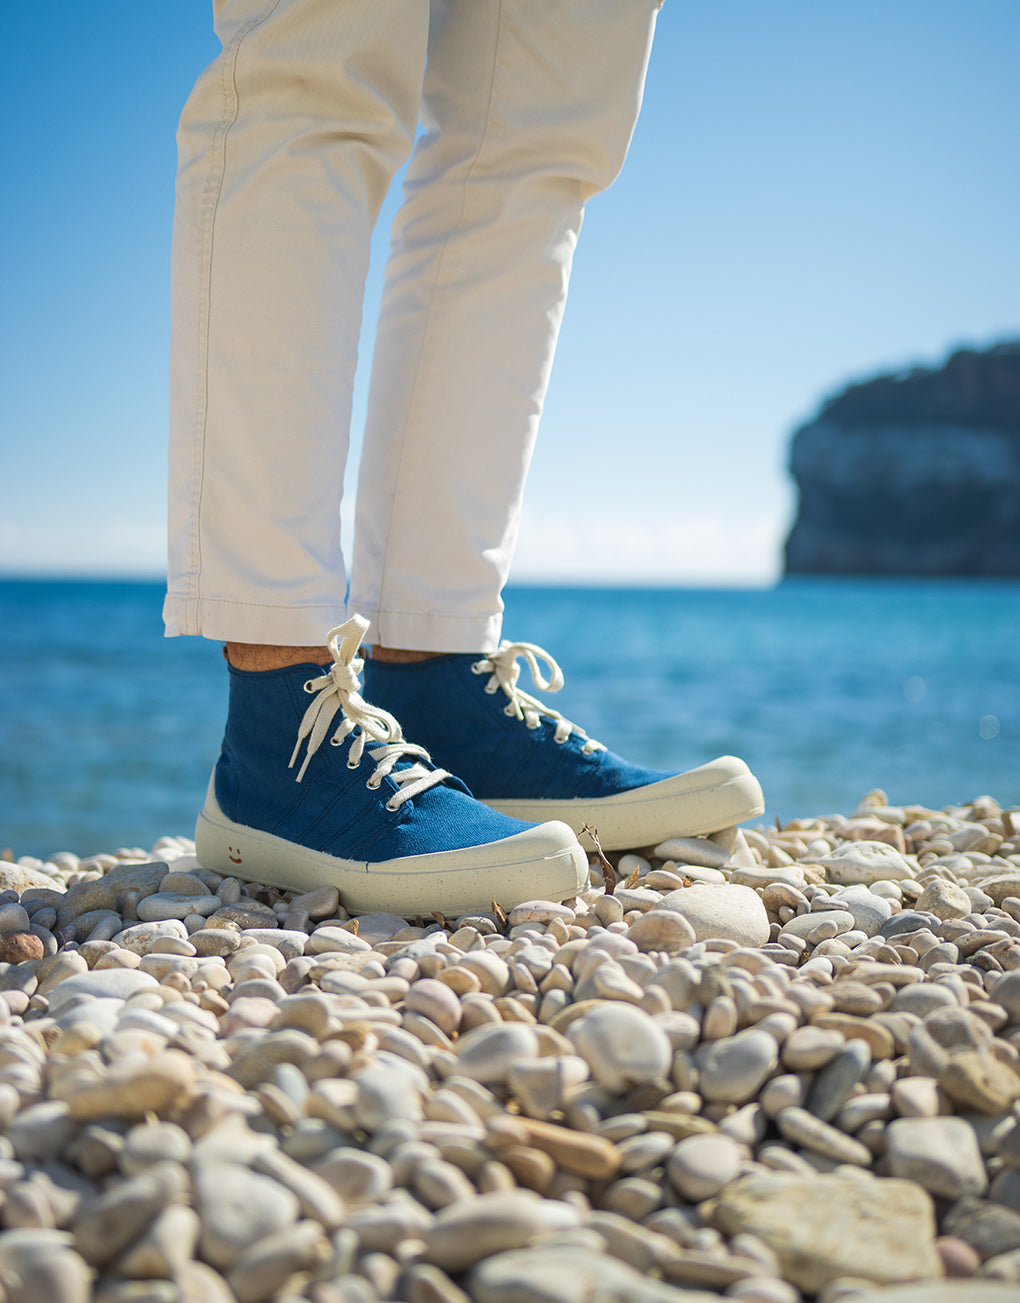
left=225, top=643, right=332, bottom=672
left=371, top=646, right=446, bottom=664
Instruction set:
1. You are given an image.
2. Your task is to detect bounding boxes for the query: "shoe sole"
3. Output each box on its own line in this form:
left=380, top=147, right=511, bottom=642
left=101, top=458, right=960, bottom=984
left=482, top=755, right=765, bottom=852
left=195, top=778, right=588, bottom=917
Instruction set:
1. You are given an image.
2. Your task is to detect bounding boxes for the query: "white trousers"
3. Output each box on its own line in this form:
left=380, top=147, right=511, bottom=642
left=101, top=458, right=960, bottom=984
left=164, top=0, right=659, bottom=652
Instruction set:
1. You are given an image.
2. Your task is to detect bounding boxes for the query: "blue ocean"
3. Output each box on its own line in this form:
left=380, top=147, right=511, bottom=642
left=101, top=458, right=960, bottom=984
left=1, top=578, right=1017, bottom=860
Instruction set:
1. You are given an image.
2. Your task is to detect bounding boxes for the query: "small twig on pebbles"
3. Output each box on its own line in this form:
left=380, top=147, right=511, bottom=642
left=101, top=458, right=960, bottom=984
left=432, top=911, right=449, bottom=931
left=491, top=900, right=509, bottom=931
left=581, top=823, right=617, bottom=896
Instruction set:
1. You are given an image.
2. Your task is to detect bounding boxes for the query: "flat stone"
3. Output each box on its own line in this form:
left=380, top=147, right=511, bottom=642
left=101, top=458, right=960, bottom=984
left=844, top=1286, right=1020, bottom=1303
left=653, top=836, right=732, bottom=868
left=507, top=901, right=575, bottom=927
left=709, top=1171, right=941, bottom=1292
left=624, top=910, right=697, bottom=953
left=47, top=969, right=161, bottom=1016
left=658, top=884, right=769, bottom=946
left=111, top=921, right=189, bottom=954
left=489, top=1114, right=620, bottom=1180
left=470, top=1244, right=714, bottom=1303
left=939, top=1050, right=1020, bottom=1115
left=0, top=864, right=65, bottom=893
left=423, top=1191, right=582, bottom=1273
left=136, top=892, right=221, bottom=921
left=781, top=910, right=856, bottom=945
left=346, top=912, right=409, bottom=945
left=775, top=1106, right=871, bottom=1166
left=65, top=1050, right=196, bottom=1123
left=100, top=861, right=170, bottom=897
left=819, top=841, right=915, bottom=884
left=306, top=925, right=371, bottom=954
left=886, top=1117, right=988, bottom=1198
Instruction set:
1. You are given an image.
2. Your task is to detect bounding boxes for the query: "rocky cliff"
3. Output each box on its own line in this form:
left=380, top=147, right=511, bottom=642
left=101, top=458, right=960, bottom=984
left=783, top=342, right=1020, bottom=577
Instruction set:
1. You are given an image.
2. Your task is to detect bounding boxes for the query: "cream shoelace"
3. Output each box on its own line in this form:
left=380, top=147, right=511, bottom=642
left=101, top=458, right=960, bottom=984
left=471, top=641, right=605, bottom=755
left=289, top=616, right=450, bottom=810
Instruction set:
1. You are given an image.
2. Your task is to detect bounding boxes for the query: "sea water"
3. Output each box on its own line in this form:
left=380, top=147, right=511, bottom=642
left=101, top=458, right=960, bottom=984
left=1, top=577, right=1017, bottom=859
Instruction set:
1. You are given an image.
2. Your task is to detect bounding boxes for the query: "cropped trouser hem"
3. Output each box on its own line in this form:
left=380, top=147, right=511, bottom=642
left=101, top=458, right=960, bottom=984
left=360, top=606, right=503, bottom=656
left=163, top=594, right=345, bottom=646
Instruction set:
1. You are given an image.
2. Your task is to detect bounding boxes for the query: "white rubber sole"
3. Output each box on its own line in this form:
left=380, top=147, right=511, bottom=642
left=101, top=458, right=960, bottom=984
left=482, top=755, right=765, bottom=852
left=194, top=777, right=588, bottom=917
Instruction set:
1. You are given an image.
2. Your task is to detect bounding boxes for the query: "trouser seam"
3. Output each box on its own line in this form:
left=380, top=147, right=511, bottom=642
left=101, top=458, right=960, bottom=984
left=374, top=0, right=505, bottom=621
left=183, top=0, right=283, bottom=623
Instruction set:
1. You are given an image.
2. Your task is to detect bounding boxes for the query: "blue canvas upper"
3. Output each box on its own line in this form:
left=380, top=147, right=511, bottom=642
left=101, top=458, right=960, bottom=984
left=362, top=645, right=675, bottom=802
left=216, top=656, right=539, bottom=862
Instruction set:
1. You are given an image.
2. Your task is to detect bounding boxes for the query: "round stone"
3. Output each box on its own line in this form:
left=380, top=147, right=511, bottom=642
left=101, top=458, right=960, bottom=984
left=657, top=884, right=770, bottom=946
left=455, top=1023, right=541, bottom=1084
left=405, top=978, right=463, bottom=1036
left=696, top=1029, right=779, bottom=1104
left=624, top=910, right=697, bottom=953
left=569, top=1004, right=672, bottom=1094
left=667, top=1133, right=743, bottom=1201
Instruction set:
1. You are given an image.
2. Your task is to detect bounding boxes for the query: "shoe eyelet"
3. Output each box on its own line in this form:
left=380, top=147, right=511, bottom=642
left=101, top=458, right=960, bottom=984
left=366, top=777, right=381, bottom=790
left=470, top=661, right=487, bottom=675
left=485, top=683, right=499, bottom=695
left=385, top=798, right=400, bottom=812
left=346, top=758, right=359, bottom=770
left=504, top=704, right=516, bottom=716
left=329, top=737, right=342, bottom=747
left=554, top=736, right=566, bottom=745
left=303, top=680, right=317, bottom=693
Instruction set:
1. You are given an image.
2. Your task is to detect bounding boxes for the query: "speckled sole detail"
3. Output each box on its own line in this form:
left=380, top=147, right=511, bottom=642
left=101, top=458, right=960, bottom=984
left=481, top=755, right=765, bottom=851
left=195, top=777, right=588, bottom=917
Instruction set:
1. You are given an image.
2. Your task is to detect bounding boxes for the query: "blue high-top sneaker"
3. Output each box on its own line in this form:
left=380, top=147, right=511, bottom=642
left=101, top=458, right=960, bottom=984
left=362, top=640, right=764, bottom=852
left=195, top=618, right=587, bottom=916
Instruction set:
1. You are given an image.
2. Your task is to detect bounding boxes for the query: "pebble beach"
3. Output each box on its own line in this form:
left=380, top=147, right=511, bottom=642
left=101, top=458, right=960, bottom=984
left=2, top=792, right=1020, bottom=1303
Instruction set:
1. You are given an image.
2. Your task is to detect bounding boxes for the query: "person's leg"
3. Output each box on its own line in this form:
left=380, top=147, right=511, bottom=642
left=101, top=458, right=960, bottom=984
left=164, top=0, right=587, bottom=910
left=350, top=0, right=662, bottom=654
left=164, top=0, right=428, bottom=648
left=355, top=0, right=763, bottom=847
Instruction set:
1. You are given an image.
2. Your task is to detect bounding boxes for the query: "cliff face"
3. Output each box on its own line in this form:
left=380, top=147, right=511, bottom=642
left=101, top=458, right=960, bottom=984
left=783, top=342, right=1020, bottom=577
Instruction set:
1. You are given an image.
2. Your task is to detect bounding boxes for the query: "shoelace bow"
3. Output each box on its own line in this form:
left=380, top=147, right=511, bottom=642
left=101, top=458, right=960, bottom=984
left=289, top=615, right=450, bottom=810
left=472, top=640, right=605, bottom=755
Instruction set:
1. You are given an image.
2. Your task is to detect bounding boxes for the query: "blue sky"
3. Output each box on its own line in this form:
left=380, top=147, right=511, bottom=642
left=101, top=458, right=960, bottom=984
left=2, top=1, right=1018, bottom=584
